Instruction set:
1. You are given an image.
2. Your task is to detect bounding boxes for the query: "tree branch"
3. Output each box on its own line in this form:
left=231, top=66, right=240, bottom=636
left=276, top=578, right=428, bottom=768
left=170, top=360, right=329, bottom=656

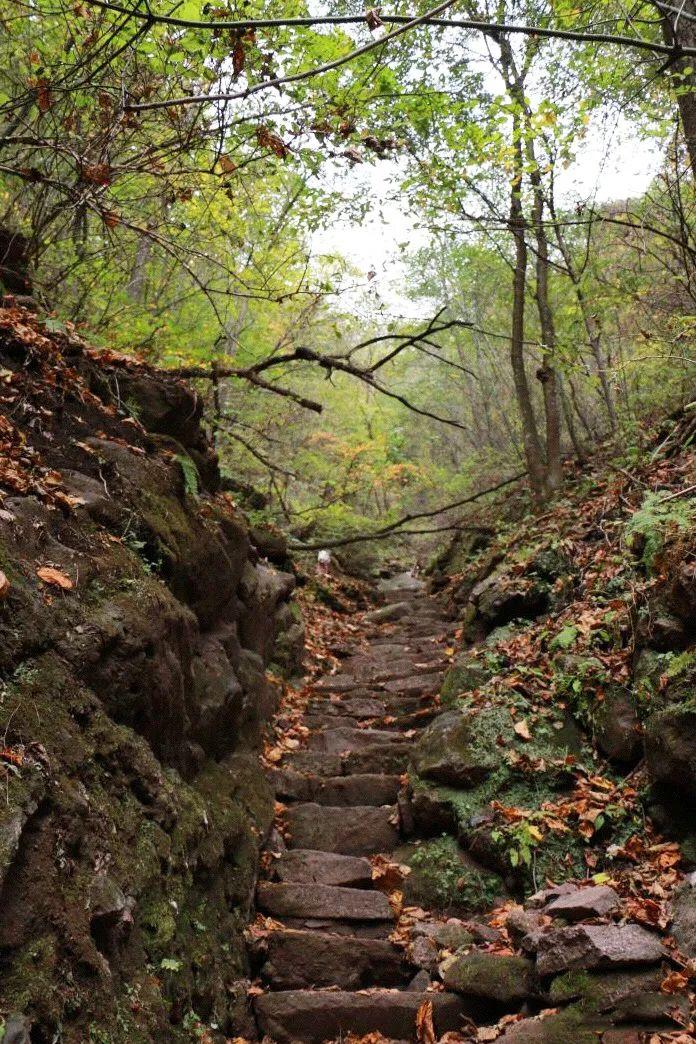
left=81, top=0, right=694, bottom=60
left=289, top=471, right=527, bottom=550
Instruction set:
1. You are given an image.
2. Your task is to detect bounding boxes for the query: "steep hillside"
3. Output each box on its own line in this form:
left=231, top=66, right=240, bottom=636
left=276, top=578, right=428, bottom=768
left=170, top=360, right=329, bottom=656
left=0, top=307, right=303, bottom=1043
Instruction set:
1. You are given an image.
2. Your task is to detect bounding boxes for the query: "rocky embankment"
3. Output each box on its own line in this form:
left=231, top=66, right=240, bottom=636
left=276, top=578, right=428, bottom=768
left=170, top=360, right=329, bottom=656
left=0, top=309, right=303, bottom=1042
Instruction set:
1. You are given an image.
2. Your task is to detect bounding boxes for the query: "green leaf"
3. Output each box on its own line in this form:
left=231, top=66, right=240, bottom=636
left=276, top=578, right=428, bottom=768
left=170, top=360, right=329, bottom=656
left=160, top=958, right=182, bottom=972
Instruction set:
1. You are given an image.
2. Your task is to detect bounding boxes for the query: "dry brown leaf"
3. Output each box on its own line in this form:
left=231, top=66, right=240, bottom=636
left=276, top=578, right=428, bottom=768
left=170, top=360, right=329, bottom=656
left=415, top=999, right=436, bottom=1044
left=36, top=566, right=74, bottom=589
left=0, top=570, right=10, bottom=599
left=660, top=971, right=690, bottom=994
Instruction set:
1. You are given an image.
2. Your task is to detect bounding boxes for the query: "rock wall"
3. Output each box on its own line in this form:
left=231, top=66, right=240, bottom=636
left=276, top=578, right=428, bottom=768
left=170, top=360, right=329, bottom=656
left=0, top=309, right=303, bottom=1042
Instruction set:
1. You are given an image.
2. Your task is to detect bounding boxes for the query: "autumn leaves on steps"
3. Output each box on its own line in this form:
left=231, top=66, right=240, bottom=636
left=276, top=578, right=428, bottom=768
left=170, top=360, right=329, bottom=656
left=248, top=572, right=463, bottom=1042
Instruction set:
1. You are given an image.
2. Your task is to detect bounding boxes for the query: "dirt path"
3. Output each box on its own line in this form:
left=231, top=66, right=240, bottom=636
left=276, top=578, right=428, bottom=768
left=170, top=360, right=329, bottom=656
left=247, top=573, right=470, bottom=1042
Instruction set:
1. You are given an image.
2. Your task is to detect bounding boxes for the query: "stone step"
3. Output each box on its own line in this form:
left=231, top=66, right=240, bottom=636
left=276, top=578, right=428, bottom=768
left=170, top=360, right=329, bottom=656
left=382, top=672, right=443, bottom=695
left=254, top=989, right=467, bottom=1043
left=307, top=697, right=387, bottom=719
left=275, top=918, right=392, bottom=939
left=306, top=726, right=406, bottom=753
left=259, top=930, right=411, bottom=990
left=303, top=713, right=359, bottom=730
left=286, top=803, right=400, bottom=856
left=344, top=743, right=412, bottom=775
left=257, top=882, right=393, bottom=922
left=314, top=675, right=377, bottom=694
left=314, top=773, right=402, bottom=806
left=282, top=752, right=343, bottom=776
left=271, top=768, right=402, bottom=806
left=274, top=849, right=373, bottom=887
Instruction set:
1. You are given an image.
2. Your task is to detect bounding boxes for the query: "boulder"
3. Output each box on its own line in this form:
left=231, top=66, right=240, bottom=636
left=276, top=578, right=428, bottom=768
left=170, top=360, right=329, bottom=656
left=410, top=934, right=439, bottom=971
left=440, top=654, right=493, bottom=706
left=644, top=704, right=696, bottom=802
left=412, top=710, right=496, bottom=787
left=543, top=884, right=619, bottom=921
left=535, top=924, right=664, bottom=977
left=412, top=919, right=475, bottom=951
left=668, top=872, right=696, bottom=957
left=594, top=687, right=642, bottom=764
left=505, top=906, right=548, bottom=953
left=472, top=569, right=549, bottom=627
left=497, top=1006, right=607, bottom=1042
left=548, top=967, right=662, bottom=1006
left=441, top=950, right=535, bottom=1006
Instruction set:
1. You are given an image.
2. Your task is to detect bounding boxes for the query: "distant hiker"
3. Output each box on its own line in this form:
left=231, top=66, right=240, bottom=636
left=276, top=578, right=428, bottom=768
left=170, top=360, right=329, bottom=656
left=317, top=549, right=332, bottom=576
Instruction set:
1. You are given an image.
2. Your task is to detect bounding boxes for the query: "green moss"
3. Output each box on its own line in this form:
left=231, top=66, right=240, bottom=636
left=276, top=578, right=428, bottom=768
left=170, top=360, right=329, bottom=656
left=2, top=936, right=58, bottom=1018
left=399, top=835, right=502, bottom=912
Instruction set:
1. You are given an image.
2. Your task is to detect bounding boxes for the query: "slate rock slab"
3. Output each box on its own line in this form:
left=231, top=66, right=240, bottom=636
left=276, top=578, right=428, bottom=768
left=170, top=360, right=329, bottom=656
left=254, top=989, right=467, bottom=1043
left=256, top=882, right=393, bottom=921
left=544, top=884, right=619, bottom=921
left=535, top=924, right=664, bottom=976
left=274, top=849, right=373, bottom=888
left=285, top=803, right=400, bottom=856
left=315, top=773, right=402, bottom=807
left=260, top=930, right=410, bottom=990
left=307, top=726, right=403, bottom=753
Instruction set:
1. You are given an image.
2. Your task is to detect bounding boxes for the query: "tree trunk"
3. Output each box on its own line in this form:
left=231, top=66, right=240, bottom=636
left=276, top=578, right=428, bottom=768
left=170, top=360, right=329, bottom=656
left=509, top=127, right=547, bottom=504
left=656, top=0, right=696, bottom=173
left=527, top=144, right=563, bottom=492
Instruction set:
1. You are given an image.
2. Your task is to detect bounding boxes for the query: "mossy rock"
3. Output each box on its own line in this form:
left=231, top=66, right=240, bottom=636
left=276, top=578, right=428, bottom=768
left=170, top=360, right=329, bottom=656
left=442, top=950, right=534, bottom=1005
left=395, top=837, right=503, bottom=913
left=440, top=655, right=494, bottom=707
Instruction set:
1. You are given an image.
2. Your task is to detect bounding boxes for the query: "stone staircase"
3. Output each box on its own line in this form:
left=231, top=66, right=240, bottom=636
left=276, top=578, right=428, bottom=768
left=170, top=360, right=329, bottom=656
left=249, top=573, right=465, bottom=1042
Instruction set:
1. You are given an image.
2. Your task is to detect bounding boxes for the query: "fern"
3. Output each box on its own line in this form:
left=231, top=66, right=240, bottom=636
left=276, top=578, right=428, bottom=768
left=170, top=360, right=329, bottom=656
left=176, top=454, right=200, bottom=497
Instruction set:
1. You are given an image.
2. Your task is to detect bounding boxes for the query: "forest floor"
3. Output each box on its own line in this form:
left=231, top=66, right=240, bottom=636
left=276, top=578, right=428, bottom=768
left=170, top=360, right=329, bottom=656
left=243, top=422, right=696, bottom=1043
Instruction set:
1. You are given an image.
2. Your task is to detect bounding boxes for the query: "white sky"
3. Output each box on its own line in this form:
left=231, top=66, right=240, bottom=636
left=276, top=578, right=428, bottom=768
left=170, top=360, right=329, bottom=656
left=307, top=20, right=664, bottom=314
left=311, top=116, right=662, bottom=314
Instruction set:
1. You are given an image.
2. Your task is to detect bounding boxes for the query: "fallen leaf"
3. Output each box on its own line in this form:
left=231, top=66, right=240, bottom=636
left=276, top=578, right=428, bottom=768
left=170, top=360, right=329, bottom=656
left=415, top=999, right=436, bottom=1044
left=514, top=719, right=532, bottom=740
left=661, top=971, right=689, bottom=994
left=36, top=566, right=74, bottom=590
left=0, top=570, right=10, bottom=599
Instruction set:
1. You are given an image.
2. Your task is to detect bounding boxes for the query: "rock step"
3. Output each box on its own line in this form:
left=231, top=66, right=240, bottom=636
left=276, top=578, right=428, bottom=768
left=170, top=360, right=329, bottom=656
left=254, top=989, right=467, bottom=1043
left=306, top=726, right=408, bottom=753
left=274, top=849, right=373, bottom=887
left=257, top=882, right=393, bottom=922
left=270, top=768, right=402, bottom=806
left=258, top=929, right=411, bottom=990
left=344, top=743, right=411, bottom=774
left=381, top=672, right=443, bottom=695
left=286, top=803, right=400, bottom=856
left=307, top=697, right=387, bottom=718
left=339, top=659, right=447, bottom=684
